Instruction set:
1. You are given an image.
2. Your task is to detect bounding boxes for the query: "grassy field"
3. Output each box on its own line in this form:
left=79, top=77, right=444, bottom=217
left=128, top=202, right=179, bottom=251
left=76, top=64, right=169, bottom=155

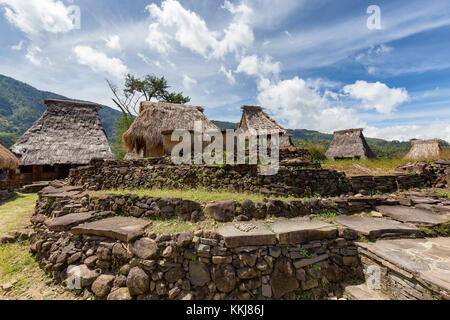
left=0, top=193, right=37, bottom=236
left=0, top=194, right=77, bottom=300
left=92, top=188, right=307, bottom=203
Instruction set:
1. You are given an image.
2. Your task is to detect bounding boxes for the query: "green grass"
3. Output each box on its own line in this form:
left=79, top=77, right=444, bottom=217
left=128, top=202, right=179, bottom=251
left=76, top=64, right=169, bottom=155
left=436, top=191, right=450, bottom=198
left=91, top=188, right=307, bottom=203
left=0, top=193, right=38, bottom=236
left=321, top=158, right=411, bottom=169
left=147, top=218, right=224, bottom=234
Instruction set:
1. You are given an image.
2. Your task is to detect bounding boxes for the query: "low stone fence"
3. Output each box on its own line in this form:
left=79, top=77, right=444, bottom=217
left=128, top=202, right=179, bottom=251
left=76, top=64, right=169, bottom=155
left=35, top=190, right=400, bottom=223
left=67, top=158, right=449, bottom=198
left=29, top=215, right=362, bottom=300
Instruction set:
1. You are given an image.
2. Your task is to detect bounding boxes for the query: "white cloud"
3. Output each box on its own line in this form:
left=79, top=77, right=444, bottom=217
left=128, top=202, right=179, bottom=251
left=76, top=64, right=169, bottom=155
left=105, top=35, right=121, bottom=51
left=343, top=81, right=409, bottom=114
left=146, top=23, right=173, bottom=54
left=236, top=55, right=281, bottom=77
left=11, top=40, right=24, bottom=51
left=0, top=0, right=77, bottom=38
left=366, top=123, right=450, bottom=143
left=73, top=45, right=128, bottom=79
left=182, top=74, right=197, bottom=90
left=257, top=76, right=364, bottom=133
left=145, top=0, right=253, bottom=59
left=219, top=66, right=235, bottom=84
left=25, top=46, right=42, bottom=66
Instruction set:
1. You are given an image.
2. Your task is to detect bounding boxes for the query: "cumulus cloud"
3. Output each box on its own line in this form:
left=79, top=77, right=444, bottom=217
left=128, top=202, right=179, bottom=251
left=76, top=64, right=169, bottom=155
left=257, top=76, right=364, bottom=133
left=182, top=74, right=197, bottom=90
left=105, top=35, right=121, bottom=51
left=366, top=123, right=450, bottom=144
left=145, top=0, right=253, bottom=59
left=73, top=45, right=128, bottom=79
left=0, top=0, right=77, bottom=38
left=343, top=80, right=409, bottom=114
left=236, top=55, right=281, bottom=78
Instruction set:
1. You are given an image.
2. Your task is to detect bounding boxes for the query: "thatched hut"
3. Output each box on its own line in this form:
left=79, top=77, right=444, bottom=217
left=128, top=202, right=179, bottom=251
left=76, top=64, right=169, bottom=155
left=404, top=139, right=442, bottom=160
left=238, top=106, right=293, bottom=147
left=123, top=101, right=220, bottom=158
left=0, top=141, right=19, bottom=192
left=325, top=128, right=376, bottom=160
left=11, top=99, right=114, bottom=182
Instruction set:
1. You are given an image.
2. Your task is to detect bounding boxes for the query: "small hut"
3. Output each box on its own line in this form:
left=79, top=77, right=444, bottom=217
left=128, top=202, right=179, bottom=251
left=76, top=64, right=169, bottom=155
left=404, top=139, right=442, bottom=160
left=238, top=106, right=293, bottom=147
left=123, top=101, right=220, bottom=158
left=325, top=128, right=376, bottom=160
left=11, top=99, right=114, bottom=182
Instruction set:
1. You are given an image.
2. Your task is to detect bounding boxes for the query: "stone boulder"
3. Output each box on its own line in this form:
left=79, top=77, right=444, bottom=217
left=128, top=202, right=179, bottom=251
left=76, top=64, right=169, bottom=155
left=66, top=264, right=101, bottom=288
left=270, top=258, right=299, bottom=299
left=126, top=267, right=149, bottom=296
left=133, top=238, right=158, bottom=259
left=211, top=264, right=236, bottom=293
left=107, top=287, right=132, bottom=300
left=189, top=262, right=210, bottom=287
left=91, top=274, right=115, bottom=297
left=205, top=201, right=237, bottom=222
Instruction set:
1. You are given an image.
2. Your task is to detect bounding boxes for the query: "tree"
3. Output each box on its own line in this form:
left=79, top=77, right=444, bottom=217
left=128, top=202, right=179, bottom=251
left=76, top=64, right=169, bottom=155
left=107, top=74, right=190, bottom=159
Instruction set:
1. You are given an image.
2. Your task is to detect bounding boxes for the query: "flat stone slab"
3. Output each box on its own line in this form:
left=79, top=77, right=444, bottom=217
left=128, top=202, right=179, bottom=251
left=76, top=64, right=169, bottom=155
left=335, top=216, right=419, bottom=239
left=71, top=217, right=151, bottom=242
left=415, top=204, right=450, bottom=214
left=217, top=222, right=276, bottom=248
left=376, top=205, right=449, bottom=227
left=270, top=219, right=337, bottom=245
left=45, top=211, right=99, bottom=232
left=357, top=238, right=450, bottom=293
left=410, top=198, right=441, bottom=205
left=345, top=284, right=390, bottom=300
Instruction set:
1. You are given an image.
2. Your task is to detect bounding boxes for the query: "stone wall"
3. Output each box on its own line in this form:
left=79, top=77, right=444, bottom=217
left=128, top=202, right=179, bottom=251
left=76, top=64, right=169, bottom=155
left=29, top=215, right=362, bottom=300
left=67, top=158, right=449, bottom=197
left=35, top=191, right=400, bottom=224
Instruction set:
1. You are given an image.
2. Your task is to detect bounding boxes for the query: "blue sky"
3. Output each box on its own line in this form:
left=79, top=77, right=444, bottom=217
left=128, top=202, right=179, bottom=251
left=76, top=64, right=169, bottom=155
left=0, top=0, right=449, bottom=142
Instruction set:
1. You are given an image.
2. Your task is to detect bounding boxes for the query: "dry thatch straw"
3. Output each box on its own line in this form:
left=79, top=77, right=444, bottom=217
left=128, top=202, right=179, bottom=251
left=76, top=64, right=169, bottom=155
left=0, top=142, right=19, bottom=170
left=239, top=106, right=293, bottom=147
left=404, top=139, right=442, bottom=160
left=325, top=128, right=376, bottom=160
left=11, top=99, right=114, bottom=166
left=123, top=101, right=220, bottom=157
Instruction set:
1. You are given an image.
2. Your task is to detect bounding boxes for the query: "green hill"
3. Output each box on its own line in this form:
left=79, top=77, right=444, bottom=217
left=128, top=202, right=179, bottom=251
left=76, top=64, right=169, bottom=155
left=0, top=74, right=122, bottom=148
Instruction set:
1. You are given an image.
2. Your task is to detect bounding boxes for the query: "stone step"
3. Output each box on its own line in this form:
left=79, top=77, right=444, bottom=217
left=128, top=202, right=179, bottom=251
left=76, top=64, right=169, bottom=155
left=217, top=219, right=338, bottom=248
left=415, top=203, right=450, bottom=215
left=356, top=238, right=450, bottom=300
left=44, top=211, right=107, bottom=232
left=334, top=215, right=420, bottom=239
left=344, top=284, right=390, bottom=300
left=376, top=205, right=450, bottom=227
left=20, top=182, right=49, bottom=193
left=71, top=217, right=151, bottom=242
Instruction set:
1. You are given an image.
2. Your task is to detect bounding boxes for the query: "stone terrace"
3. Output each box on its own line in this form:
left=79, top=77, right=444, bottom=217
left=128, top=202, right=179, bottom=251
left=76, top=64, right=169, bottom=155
left=23, top=184, right=450, bottom=300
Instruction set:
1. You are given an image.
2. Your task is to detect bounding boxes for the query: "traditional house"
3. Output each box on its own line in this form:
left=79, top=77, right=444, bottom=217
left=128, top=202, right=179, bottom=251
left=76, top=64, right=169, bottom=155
left=404, top=139, right=442, bottom=160
left=0, top=141, right=19, bottom=191
left=325, top=128, right=376, bottom=160
left=11, top=99, right=114, bottom=182
left=122, top=101, right=220, bottom=158
left=238, top=106, right=293, bottom=147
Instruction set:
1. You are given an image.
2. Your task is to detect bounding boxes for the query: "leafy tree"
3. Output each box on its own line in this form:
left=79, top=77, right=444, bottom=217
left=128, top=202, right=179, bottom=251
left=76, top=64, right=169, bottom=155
left=107, top=74, right=190, bottom=159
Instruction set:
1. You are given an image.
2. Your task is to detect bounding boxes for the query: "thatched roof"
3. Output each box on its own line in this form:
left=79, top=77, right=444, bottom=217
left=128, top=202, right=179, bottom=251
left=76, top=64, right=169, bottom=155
left=11, top=99, right=114, bottom=166
left=239, top=106, right=293, bottom=147
left=325, top=128, right=376, bottom=160
left=123, top=101, right=219, bottom=156
left=404, top=139, right=442, bottom=160
left=0, top=142, right=19, bottom=170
